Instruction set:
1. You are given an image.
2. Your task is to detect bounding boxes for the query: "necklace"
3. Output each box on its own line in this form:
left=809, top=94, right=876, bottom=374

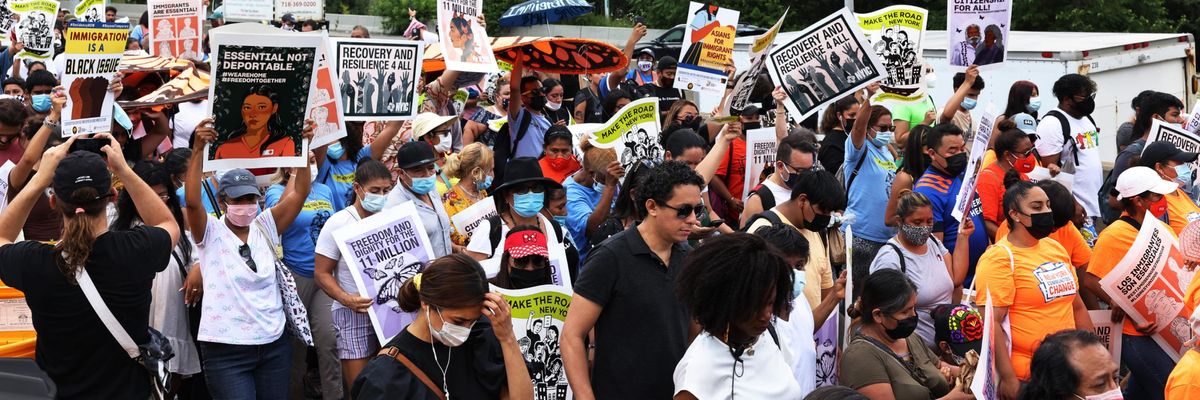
left=459, top=183, right=482, bottom=200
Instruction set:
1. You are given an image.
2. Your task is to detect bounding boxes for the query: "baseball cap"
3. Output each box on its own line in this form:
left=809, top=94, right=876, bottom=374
left=1115, top=166, right=1177, bottom=200
left=739, top=103, right=762, bottom=118
left=635, top=48, right=654, bottom=59
left=1139, top=140, right=1199, bottom=168
left=217, top=168, right=261, bottom=199
left=657, top=56, right=678, bottom=71
left=395, top=141, right=437, bottom=169
left=1010, top=113, right=1038, bottom=136
left=412, top=112, right=457, bottom=139
left=53, top=151, right=112, bottom=202
left=931, top=304, right=984, bottom=358
left=504, top=228, right=549, bottom=259
left=208, top=6, right=224, bottom=20
left=281, top=13, right=296, bottom=23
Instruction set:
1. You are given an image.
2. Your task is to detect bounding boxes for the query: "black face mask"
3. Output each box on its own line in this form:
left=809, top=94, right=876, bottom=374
left=530, top=94, right=547, bottom=110
left=884, top=315, right=919, bottom=340
left=842, top=118, right=855, bottom=132
left=1075, top=96, right=1096, bottom=116
left=681, top=115, right=701, bottom=130
left=1023, top=211, right=1056, bottom=239
left=661, top=77, right=674, bottom=87
left=803, top=201, right=830, bottom=231
left=942, top=152, right=968, bottom=177
left=784, top=169, right=802, bottom=189
left=744, top=122, right=762, bottom=130
left=509, top=266, right=550, bottom=289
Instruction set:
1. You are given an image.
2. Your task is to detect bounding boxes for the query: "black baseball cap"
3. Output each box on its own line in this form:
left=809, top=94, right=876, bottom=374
left=396, top=141, right=437, bottom=169
left=657, top=56, right=678, bottom=71
left=53, top=151, right=112, bottom=201
left=1140, top=140, right=1199, bottom=168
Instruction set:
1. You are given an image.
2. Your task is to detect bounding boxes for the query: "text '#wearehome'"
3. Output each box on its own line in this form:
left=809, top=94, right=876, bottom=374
left=856, top=5, right=929, bottom=102
left=436, top=0, right=498, bottom=73
left=205, top=23, right=320, bottom=171
left=148, top=0, right=204, bottom=61
left=767, top=8, right=886, bottom=121
left=61, top=21, right=127, bottom=136
left=330, top=38, right=423, bottom=121
left=673, top=2, right=738, bottom=97
left=947, top=0, right=1012, bottom=70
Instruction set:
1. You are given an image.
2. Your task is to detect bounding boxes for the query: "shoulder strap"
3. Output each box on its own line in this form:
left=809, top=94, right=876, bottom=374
left=487, top=215, right=503, bottom=258
left=742, top=210, right=783, bottom=232
left=883, top=242, right=907, bottom=273
left=766, top=323, right=779, bottom=347
left=845, top=149, right=870, bottom=190
left=1119, top=216, right=1141, bottom=230
left=202, top=178, right=222, bottom=218
left=77, top=269, right=140, bottom=358
left=755, top=185, right=776, bottom=210
left=547, top=215, right=565, bottom=242
left=511, top=111, right=534, bottom=150
left=969, top=243, right=1015, bottom=296
left=1043, top=110, right=1080, bottom=167
left=377, top=347, right=446, bottom=400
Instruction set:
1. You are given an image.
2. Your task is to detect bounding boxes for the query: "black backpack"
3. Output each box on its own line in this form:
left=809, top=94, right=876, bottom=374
left=1040, top=109, right=1099, bottom=167
left=490, top=111, right=533, bottom=190
left=741, top=210, right=785, bottom=232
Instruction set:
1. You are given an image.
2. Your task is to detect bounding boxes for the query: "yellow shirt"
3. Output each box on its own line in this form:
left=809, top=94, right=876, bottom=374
left=442, top=185, right=485, bottom=246
left=747, top=210, right=834, bottom=308
left=1167, top=350, right=1200, bottom=400
left=1165, top=189, right=1200, bottom=235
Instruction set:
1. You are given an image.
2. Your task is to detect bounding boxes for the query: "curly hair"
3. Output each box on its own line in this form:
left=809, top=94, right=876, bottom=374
left=634, top=160, right=704, bottom=218
left=677, top=233, right=793, bottom=338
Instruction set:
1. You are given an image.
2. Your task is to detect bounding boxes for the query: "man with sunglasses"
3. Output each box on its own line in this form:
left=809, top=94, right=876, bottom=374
left=384, top=141, right=453, bottom=257
left=1035, top=73, right=1103, bottom=225
left=563, top=161, right=704, bottom=400
left=507, top=59, right=551, bottom=159
left=740, top=133, right=818, bottom=225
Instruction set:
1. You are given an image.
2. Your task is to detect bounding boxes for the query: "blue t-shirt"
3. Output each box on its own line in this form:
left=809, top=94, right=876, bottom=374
left=317, top=146, right=371, bottom=212
left=964, top=194, right=989, bottom=286
left=177, top=178, right=220, bottom=217
left=843, top=138, right=897, bottom=242
left=913, top=167, right=963, bottom=249
left=265, top=182, right=335, bottom=278
left=510, top=109, right=549, bottom=159
left=563, top=176, right=601, bottom=261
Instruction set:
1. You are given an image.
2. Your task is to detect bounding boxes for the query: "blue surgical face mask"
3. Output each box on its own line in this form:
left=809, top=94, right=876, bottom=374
left=477, top=175, right=493, bottom=191
left=1027, top=97, right=1041, bottom=114
left=112, top=105, right=133, bottom=131
left=554, top=214, right=568, bottom=227
left=326, top=142, right=345, bottom=160
left=1176, top=164, right=1194, bottom=186
left=961, top=97, right=978, bottom=111
left=792, top=269, right=807, bottom=300
left=361, top=192, right=387, bottom=213
left=872, top=130, right=893, bottom=148
left=32, top=94, right=51, bottom=113
left=512, top=192, right=545, bottom=218
left=409, top=175, right=437, bottom=195
left=592, top=180, right=605, bottom=193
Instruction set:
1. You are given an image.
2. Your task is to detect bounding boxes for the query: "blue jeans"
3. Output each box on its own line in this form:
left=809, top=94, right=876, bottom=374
left=201, top=332, right=292, bottom=400
left=1121, top=334, right=1173, bottom=400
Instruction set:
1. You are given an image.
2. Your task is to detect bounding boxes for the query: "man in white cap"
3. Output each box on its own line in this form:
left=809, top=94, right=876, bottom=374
left=1085, top=165, right=1179, bottom=399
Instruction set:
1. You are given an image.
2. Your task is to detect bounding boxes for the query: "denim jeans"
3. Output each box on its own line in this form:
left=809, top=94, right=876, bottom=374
left=201, top=332, right=292, bottom=400
left=1121, top=334, right=1173, bottom=400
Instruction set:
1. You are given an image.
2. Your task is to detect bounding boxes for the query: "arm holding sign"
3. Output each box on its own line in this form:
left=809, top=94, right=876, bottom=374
left=605, top=23, right=647, bottom=93
left=270, top=120, right=316, bottom=234
left=186, top=119, right=215, bottom=243
left=103, top=132, right=179, bottom=245
left=0, top=137, right=73, bottom=245
left=938, top=65, right=977, bottom=125
left=483, top=292, right=535, bottom=400
left=849, top=83, right=878, bottom=150
left=696, top=123, right=737, bottom=186
left=773, top=87, right=788, bottom=142
left=9, top=88, right=62, bottom=192
left=369, top=121, right=402, bottom=162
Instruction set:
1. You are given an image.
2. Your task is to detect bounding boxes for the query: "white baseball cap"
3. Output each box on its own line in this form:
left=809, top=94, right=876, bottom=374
left=1115, top=166, right=1178, bottom=200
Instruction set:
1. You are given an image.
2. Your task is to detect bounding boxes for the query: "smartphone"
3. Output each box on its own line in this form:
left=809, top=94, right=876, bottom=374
left=709, top=219, right=725, bottom=227
left=69, top=138, right=107, bottom=155
left=634, top=16, right=646, bottom=25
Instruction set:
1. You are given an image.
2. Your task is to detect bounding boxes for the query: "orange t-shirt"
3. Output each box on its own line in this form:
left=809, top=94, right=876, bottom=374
left=995, top=221, right=1092, bottom=268
left=974, top=236, right=1079, bottom=381
left=1088, top=217, right=1183, bottom=336
left=715, top=137, right=747, bottom=201
left=213, top=135, right=298, bottom=159
left=1165, top=189, right=1200, bottom=235
left=981, top=149, right=997, bottom=169
left=975, top=163, right=1027, bottom=225
left=1185, top=266, right=1200, bottom=311
left=1166, top=350, right=1200, bottom=400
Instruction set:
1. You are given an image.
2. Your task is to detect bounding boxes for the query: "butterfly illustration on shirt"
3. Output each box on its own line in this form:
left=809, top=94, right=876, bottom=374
left=365, top=254, right=426, bottom=313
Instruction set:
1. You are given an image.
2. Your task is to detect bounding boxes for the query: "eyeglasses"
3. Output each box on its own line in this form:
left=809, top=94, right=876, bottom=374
left=511, top=184, right=546, bottom=195
left=659, top=202, right=706, bottom=219
left=1016, top=148, right=1036, bottom=157
left=1073, top=92, right=1097, bottom=101
left=513, top=255, right=547, bottom=268
left=239, top=244, right=257, bottom=272
left=874, top=125, right=896, bottom=132
left=156, top=193, right=171, bottom=202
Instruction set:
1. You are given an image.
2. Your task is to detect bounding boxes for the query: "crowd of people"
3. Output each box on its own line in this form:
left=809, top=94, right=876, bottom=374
left=0, top=6, right=1199, bottom=400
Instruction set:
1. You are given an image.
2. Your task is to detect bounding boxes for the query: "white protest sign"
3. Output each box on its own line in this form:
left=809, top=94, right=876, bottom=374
left=1146, top=118, right=1200, bottom=174
left=148, top=0, right=204, bottom=61
left=436, top=0, right=498, bottom=73
left=724, top=9, right=786, bottom=116
left=1184, top=102, right=1200, bottom=135
left=971, top=291, right=997, bottom=399
left=330, top=38, right=423, bottom=121
left=223, top=0, right=273, bottom=21
left=952, top=106, right=995, bottom=222
left=72, top=0, right=103, bottom=22
left=492, top=284, right=573, bottom=399
left=1098, top=216, right=1195, bottom=361
left=275, top=0, right=322, bottom=21
left=334, top=201, right=436, bottom=344
left=449, top=196, right=497, bottom=242
left=587, top=97, right=661, bottom=184
left=947, top=0, right=1011, bottom=70
left=673, top=2, right=739, bottom=96
left=10, top=0, right=59, bottom=61
left=856, top=5, right=929, bottom=103
left=1088, top=310, right=1124, bottom=362
left=814, top=312, right=840, bottom=387
left=741, top=127, right=776, bottom=204
left=307, top=34, right=348, bottom=148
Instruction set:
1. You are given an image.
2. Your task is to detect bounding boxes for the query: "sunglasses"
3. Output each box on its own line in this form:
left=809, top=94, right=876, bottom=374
left=514, top=255, right=547, bottom=267
left=511, top=184, right=546, bottom=195
left=239, top=244, right=257, bottom=272
left=874, top=125, right=896, bottom=132
left=659, top=202, right=706, bottom=219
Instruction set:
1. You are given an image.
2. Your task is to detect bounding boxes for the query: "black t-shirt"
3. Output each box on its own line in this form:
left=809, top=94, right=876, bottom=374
left=819, top=129, right=849, bottom=175
left=0, top=226, right=171, bottom=400
left=352, top=320, right=507, bottom=400
left=573, top=225, right=691, bottom=399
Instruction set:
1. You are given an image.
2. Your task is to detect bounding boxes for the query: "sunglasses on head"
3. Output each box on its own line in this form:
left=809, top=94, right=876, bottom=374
left=659, top=202, right=706, bottom=219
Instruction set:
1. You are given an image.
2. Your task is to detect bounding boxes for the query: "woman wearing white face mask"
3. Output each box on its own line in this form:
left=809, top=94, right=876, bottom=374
left=351, top=254, right=533, bottom=400
left=541, top=78, right=572, bottom=126
left=185, top=118, right=316, bottom=398
left=412, top=112, right=459, bottom=196
left=315, top=159, right=396, bottom=389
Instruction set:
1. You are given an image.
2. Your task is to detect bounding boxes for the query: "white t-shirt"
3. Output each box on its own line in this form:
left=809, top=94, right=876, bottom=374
left=172, top=100, right=211, bottom=149
left=761, top=179, right=792, bottom=208
left=196, top=212, right=285, bottom=345
left=1034, top=107, right=1102, bottom=217
left=673, top=331, right=803, bottom=399
left=776, top=292, right=817, bottom=397
left=0, top=161, right=15, bottom=213
left=314, top=206, right=363, bottom=311
left=869, top=237, right=953, bottom=347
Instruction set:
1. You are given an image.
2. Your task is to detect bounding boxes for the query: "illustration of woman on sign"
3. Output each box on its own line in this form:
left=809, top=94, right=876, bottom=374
left=449, top=13, right=480, bottom=63
left=680, top=4, right=719, bottom=66
left=213, top=86, right=299, bottom=159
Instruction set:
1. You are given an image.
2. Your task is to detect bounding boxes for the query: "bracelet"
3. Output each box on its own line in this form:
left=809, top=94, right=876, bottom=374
left=44, top=119, right=59, bottom=128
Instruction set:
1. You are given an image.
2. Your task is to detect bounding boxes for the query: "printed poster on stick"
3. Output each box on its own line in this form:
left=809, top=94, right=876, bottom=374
left=741, top=127, right=776, bottom=204
left=275, top=0, right=322, bottom=22
left=330, top=38, right=423, bottom=121
left=72, top=0, right=103, bottom=22
left=1183, top=102, right=1200, bottom=135
left=205, top=24, right=320, bottom=171
left=10, top=0, right=59, bottom=61
left=334, top=202, right=436, bottom=344
left=952, top=106, right=994, bottom=222
left=436, top=0, right=497, bottom=73
left=673, top=2, right=738, bottom=96
left=971, top=292, right=997, bottom=399
left=223, top=0, right=273, bottom=21
left=492, top=284, right=573, bottom=400
left=1146, top=119, right=1200, bottom=175
left=449, top=196, right=496, bottom=243
left=0, top=0, right=17, bottom=46
left=307, top=36, right=347, bottom=148
left=587, top=97, right=661, bottom=184
left=1098, top=216, right=1195, bottom=361
left=148, top=0, right=204, bottom=61
left=767, top=9, right=886, bottom=121
left=725, top=9, right=785, bottom=116
left=1089, top=310, right=1124, bottom=362
left=856, top=5, right=928, bottom=102
left=947, top=0, right=1011, bottom=70
left=61, top=21, right=127, bottom=136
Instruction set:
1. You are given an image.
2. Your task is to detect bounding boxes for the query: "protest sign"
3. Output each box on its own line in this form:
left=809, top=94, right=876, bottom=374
left=449, top=196, right=496, bottom=242
left=72, top=0, right=103, bottom=21
left=1098, top=216, right=1195, bottom=361
left=492, top=284, right=573, bottom=399
left=1184, top=102, right=1200, bottom=135
left=587, top=97, right=661, bottom=184
left=0, top=0, right=16, bottom=46
left=148, top=0, right=204, bottom=61
left=61, top=21, right=126, bottom=136
left=205, top=24, right=320, bottom=171
left=334, top=201, right=436, bottom=343
left=741, top=127, right=776, bottom=203
left=1089, top=310, right=1124, bottom=362
left=1145, top=119, right=1200, bottom=179
left=947, top=0, right=1011, bottom=70
left=724, top=9, right=786, bottom=116
left=971, top=292, right=998, bottom=399
left=952, top=106, right=995, bottom=222
left=767, top=9, right=886, bottom=121
left=307, top=36, right=347, bottom=148
left=275, top=0, right=322, bottom=22
left=223, top=0, right=273, bottom=21
left=10, top=0, right=59, bottom=61
left=436, top=0, right=497, bottom=73
left=856, top=5, right=928, bottom=102
left=330, top=38, right=423, bottom=121
left=478, top=216, right=574, bottom=290
left=672, top=2, right=738, bottom=96
left=814, top=313, right=840, bottom=387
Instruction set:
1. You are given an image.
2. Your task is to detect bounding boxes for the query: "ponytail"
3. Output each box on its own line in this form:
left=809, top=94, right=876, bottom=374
left=54, top=187, right=108, bottom=283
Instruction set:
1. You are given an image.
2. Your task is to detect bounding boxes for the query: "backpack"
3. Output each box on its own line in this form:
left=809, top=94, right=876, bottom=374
left=879, top=236, right=943, bottom=274
left=751, top=184, right=777, bottom=211
left=490, top=111, right=533, bottom=190
left=740, top=210, right=785, bottom=232
left=486, top=215, right=579, bottom=285
left=1040, top=109, right=1099, bottom=167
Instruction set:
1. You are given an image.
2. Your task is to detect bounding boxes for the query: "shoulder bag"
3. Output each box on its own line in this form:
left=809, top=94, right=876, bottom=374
left=77, top=268, right=174, bottom=400
left=254, top=218, right=315, bottom=346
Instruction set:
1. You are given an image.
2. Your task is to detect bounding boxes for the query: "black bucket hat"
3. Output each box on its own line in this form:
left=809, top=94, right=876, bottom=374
left=492, top=157, right=562, bottom=196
